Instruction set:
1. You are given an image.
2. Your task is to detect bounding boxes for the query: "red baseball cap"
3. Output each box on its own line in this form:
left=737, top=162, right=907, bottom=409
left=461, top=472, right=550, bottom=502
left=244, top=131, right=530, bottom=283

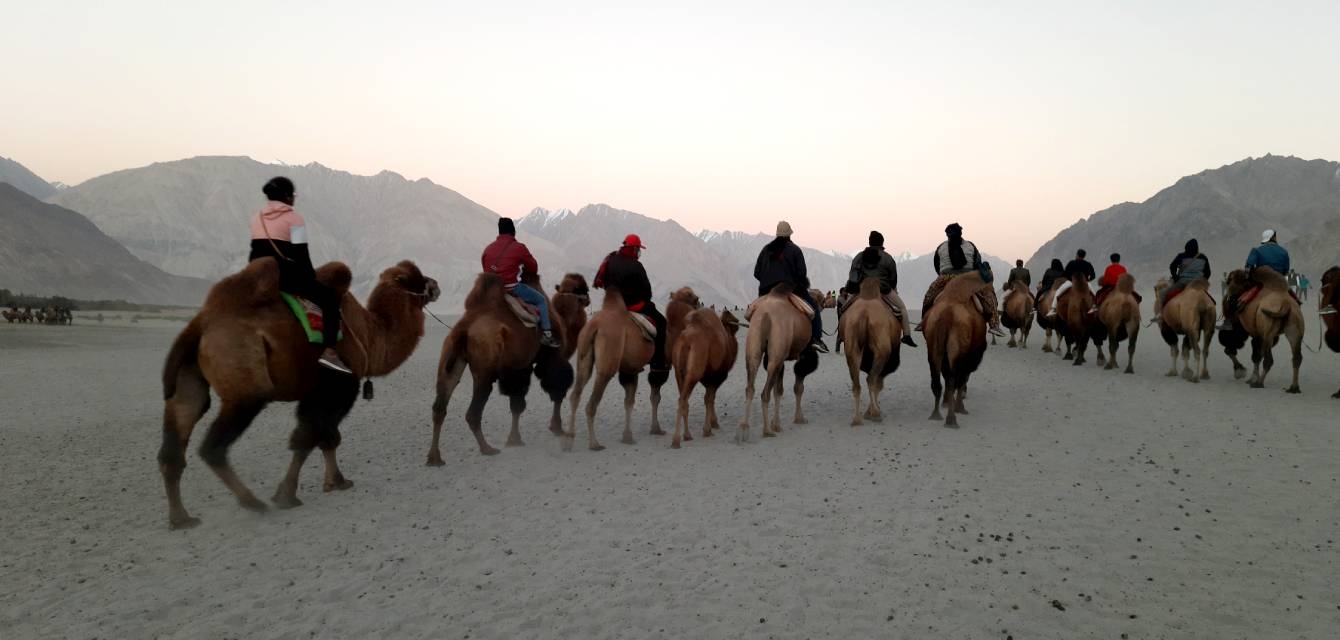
left=622, top=234, right=646, bottom=249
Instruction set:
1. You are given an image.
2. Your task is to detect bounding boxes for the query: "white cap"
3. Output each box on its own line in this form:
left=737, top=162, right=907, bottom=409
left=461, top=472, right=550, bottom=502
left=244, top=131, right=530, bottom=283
left=1261, top=229, right=1276, bottom=243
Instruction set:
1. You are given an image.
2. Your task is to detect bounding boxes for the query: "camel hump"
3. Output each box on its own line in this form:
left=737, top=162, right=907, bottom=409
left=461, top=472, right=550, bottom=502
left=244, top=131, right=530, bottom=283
left=1116, top=273, right=1135, bottom=293
left=1186, top=278, right=1210, bottom=291
left=858, top=277, right=881, bottom=299
left=315, top=262, right=353, bottom=296
left=767, top=282, right=795, bottom=296
left=204, top=258, right=282, bottom=308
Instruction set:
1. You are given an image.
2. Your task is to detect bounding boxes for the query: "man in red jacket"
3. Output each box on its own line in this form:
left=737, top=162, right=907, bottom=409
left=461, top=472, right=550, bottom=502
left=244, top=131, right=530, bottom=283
left=1093, top=252, right=1127, bottom=312
left=482, top=218, right=558, bottom=347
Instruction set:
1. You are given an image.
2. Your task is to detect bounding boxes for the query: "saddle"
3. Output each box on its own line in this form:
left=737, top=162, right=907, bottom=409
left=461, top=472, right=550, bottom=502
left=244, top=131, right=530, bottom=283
left=504, top=293, right=540, bottom=328
left=280, top=293, right=341, bottom=344
left=745, top=294, right=815, bottom=322
left=1233, top=284, right=1299, bottom=309
left=629, top=312, right=656, bottom=341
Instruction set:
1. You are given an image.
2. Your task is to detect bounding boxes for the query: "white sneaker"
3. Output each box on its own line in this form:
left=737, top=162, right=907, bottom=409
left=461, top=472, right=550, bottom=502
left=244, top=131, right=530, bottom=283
left=540, top=330, right=560, bottom=347
left=318, top=349, right=354, bottom=375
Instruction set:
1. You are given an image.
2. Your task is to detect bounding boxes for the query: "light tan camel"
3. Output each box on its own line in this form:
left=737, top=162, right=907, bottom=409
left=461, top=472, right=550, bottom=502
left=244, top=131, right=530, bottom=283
left=1153, top=278, right=1215, bottom=382
left=159, top=258, right=438, bottom=529
left=1221, top=268, right=1304, bottom=393
left=736, top=283, right=819, bottom=442
left=1095, top=273, right=1141, bottom=373
left=924, top=273, right=988, bottom=428
left=427, top=272, right=574, bottom=462
left=1000, top=280, right=1034, bottom=348
left=564, top=288, right=655, bottom=451
left=810, top=288, right=838, bottom=310
left=670, top=308, right=742, bottom=448
left=840, top=277, right=903, bottom=426
left=648, top=287, right=702, bottom=436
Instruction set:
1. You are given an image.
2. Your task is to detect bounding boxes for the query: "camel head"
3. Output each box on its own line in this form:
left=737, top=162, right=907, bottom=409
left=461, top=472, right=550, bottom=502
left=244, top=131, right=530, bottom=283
left=720, top=309, right=744, bottom=335
left=1321, top=266, right=1340, bottom=310
left=1225, top=269, right=1253, bottom=300
left=670, top=287, right=702, bottom=309
left=556, top=273, right=591, bottom=308
left=380, top=261, right=439, bottom=306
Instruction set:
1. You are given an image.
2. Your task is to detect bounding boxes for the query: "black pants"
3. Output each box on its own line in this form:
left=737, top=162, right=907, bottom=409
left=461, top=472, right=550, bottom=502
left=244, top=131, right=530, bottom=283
left=287, top=279, right=342, bottom=348
left=637, top=301, right=668, bottom=368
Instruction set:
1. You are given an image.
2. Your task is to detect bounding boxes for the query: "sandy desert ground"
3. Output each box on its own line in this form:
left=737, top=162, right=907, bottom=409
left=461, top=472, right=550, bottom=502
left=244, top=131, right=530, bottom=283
left=1, top=304, right=1338, bottom=639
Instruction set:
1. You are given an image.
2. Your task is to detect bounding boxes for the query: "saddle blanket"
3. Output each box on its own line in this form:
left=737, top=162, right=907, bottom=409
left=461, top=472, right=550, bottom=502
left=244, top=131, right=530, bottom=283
left=630, top=311, right=656, bottom=341
left=745, top=293, right=815, bottom=322
left=504, top=294, right=540, bottom=328
left=280, top=292, right=342, bottom=344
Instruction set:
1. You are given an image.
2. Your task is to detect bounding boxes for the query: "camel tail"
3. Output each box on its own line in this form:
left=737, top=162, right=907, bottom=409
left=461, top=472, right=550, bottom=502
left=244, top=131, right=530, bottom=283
left=162, top=319, right=202, bottom=400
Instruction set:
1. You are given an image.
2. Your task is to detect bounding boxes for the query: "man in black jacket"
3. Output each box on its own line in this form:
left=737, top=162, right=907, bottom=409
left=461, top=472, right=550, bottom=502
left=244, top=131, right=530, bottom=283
left=840, top=230, right=916, bottom=347
left=1045, top=249, right=1096, bottom=317
left=754, top=221, right=826, bottom=352
left=593, top=234, right=668, bottom=372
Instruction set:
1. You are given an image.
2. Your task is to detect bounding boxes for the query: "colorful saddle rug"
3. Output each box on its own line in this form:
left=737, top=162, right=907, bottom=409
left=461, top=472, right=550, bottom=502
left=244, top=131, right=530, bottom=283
left=280, top=292, right=341, bottom=344
left=504, top=293, right=540, bottom=328
left=1236, top=285, right=1300, bottom=307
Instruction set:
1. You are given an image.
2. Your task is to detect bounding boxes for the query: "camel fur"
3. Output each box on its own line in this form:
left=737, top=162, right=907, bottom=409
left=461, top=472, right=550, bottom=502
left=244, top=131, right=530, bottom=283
left=736, top=283, right=819, bottom=442
left=1054, top=274, right=1096, bottom=365
left=670, top=308, right=742, bottom=448
left=839, top=277, right=903, bottom=426
left=1221, top=268, right=1304, bottom=393
left=1000, top=280, right=1034, bottom=349
left=1153, top=277, right=1215, bottom=382
left=1095, top=273, right=1141, bottom=373
left=924, top=272, right=988, bottom=428
left=648, top=287, right=702, bottom=437
left=564, top=288, right=656, bottom=451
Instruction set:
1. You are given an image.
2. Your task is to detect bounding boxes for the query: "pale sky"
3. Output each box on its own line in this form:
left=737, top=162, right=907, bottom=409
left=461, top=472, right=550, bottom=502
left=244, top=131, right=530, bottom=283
left=3, top=1, right=1339, bottom=258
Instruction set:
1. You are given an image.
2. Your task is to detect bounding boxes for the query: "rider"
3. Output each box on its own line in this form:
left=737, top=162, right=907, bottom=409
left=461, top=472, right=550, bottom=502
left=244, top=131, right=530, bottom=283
left=840, top=230, right=917, bottom=347
left=1034, top=258, right=1064, bottom=308
left=1045, top=249, right=1096, bottom=317
left=754, top=221, right=827, bottom=352
left=482, top=217, right=558, bottom=347
left=593, top=234, right=669, bottom=372
left=1093, top=253, right=1128, bottom=310
left=1222, top=229, right=1291, bottom=330
left=248, top=176, right=351, bottom=374
left=917, top=223, right=1005, bottom=337
left=1002, top=259, right=1031, bottom=303
left=1161, top=238, right=1211, bottom=307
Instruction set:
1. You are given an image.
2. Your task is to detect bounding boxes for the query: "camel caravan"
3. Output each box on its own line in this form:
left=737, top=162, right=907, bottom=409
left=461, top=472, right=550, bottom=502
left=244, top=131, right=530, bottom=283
left=3, top=305, right=72, bottom=324
left=148, top=176, right=1340, bottom=530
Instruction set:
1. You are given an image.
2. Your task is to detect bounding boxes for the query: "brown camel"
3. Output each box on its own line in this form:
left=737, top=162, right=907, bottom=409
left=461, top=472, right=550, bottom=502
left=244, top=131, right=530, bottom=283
left=427, top=272, right=574, bottom=462
left=1034, top=281, right=1063, bottom=353
left=670, top=308, right=742, bottom=448
left=1054, top=274, right=1096, bottom=365
left=1095, top=273, right=1141, bottom=373
left=564, top=288, right=656, bottom=451
left=1319, top=266, right=1340, bottom=398
left=544, top=273, right=591, bottom=431
left=924, top=272, right=988, bottom=427
left=648, top=287, right=702, bottom=437
left=840, top=277, right=903, bottom=426
left=809, top=288, right=837, bottom=310
left=1000, top=280, right=1034, bottom=349
left=1220, top=268, right=1304, bottom=393
left=737, top=283, right=819, bottom=442
left=1153, top=277, right=1215, bottom=382
left=159, top=258, right=438, bottom=529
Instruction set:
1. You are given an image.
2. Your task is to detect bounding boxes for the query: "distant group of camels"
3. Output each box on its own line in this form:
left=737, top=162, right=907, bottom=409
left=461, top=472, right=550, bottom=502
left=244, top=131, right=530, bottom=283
left=3, top=306, right=72, bottom=325
left=154, top=256, right=1340, bottom=530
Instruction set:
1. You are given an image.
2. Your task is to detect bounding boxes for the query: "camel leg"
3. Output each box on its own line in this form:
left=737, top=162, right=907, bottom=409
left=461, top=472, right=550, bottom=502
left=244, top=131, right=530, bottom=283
left=648, top=381, right=666, bottom=437
left=737, top=350, right=761, bottom=443
left=1042, top=328, right=1053, bottom=352
left=506, top=392, right=526, bottom=447
left=1198, top=328, right=1212, bottom=380
left=198, top=399, right=270, bottom=514
left=620, top=373, right=640, bottom=445
left=1180, top=337, right=1197, bottom=382
left=565, top=348, right=595, bottom=451
left=942, top=374, right=959, bottom=428
left=1227, top=347, right=1247, bottom=380
left=1249, top=336, right=1267, bottom=388
left=427, top=358, right=466, bottom=466
left=275, top=372, right=358, bottom=505
left=770, top=363, right=787, bottom=433
left=584, top=372, right=614, bottom=451
left=549, top=399, right=565, bottom=436
left=792, top=374, right=807, bottom=425
left=1007, top=329, right=1017, bottom=348
left=159, top=365, right=210, bottom=530
left=1285, top=323, right=1303, bottom=394
left=928, top=365, right=943, bottom=421
left=465, top=373, right=500, bottom=456
left=864, top=355, right=887, bottom=422
left=846, top=348, right=863, bottom=426
left=703, top=386, right=719, bottom=438
left=1125, top=326, right=1138, bottom=374
left=672, top=374, right=698, bottom=449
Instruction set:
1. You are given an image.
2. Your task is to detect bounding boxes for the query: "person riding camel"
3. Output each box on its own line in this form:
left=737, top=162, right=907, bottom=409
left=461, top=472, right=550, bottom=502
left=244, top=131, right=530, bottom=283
left=917, top=223, right=1006, bottom=337
left=482, top=217, right=558, bottom=347
left=593, top=234, right=669, bottom=372
left=1221, top=229, right=1291, bottom=330
left=1034, top=258, right=1065, bottom=309
left=1092, top=253, right=1131, bottom=310
left=1045, top=249, right=1097, bottom=317
left=248, top=176, right=351, bottom=374
left=754, top=221, right=827, bottom=352
left=1002, top=259, right=1031, bottom=303
left=1161, top=238, right=1212, bottom=307
left=839, top=230, right=917, bottom=347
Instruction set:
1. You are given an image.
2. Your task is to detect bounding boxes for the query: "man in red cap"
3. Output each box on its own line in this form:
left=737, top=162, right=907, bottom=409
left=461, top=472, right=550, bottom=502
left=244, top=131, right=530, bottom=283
left=593, top=233, right=668, bottom=372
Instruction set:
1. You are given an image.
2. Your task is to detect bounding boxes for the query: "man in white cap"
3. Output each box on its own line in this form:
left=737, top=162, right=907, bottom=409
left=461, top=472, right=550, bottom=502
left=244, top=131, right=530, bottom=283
left=1222, top=229, right=1291, bottom=330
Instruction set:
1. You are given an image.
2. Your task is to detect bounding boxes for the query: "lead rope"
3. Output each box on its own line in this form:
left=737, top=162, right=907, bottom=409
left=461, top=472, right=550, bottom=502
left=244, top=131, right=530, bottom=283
left=339, top=314, right=374, bottom=400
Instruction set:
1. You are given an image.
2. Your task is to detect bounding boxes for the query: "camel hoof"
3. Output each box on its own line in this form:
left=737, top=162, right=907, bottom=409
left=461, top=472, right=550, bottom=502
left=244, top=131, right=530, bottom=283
left=1165, top=370, right=1177, bottom=377
left=480, top=445, right=501, bottom=456
left=1124, top=367, right=1134, bottom=374
left=239, top=496, right=269, bottom=513
left=793, top=417, right=808, bottom=425
left=671, top=440, right=681, bottom=449
left=649, top=426, right=666, bottom=436
left=702, top=430, right=714, bottom=438
left=1249, top=382, right=1265, bottom=389
left=505, top=437, right=525, bottom=447
left=943, top=419, right=959, bottom=428
left=1072, top=358, right=1084, bottom=366
left=425, top=456, right=446, bottom=467
left=589, top=443, right=606, bottom=452
left=621, top=434, right=636, bottom=445
left=271, top=494, right=304, bottom=509
left=1285, top=385, right=1300, bottom=394
left=169, top=516, right=201, bottom=530
left=323, top=478, right=354, bottom=492
left=1234, top=367, right=1247, bottom=380
left=1331, top=390, right=1340, bottom=399
left=560, top=437, right=575, bottom=452
left=851, top=418, right=863, bottom=427
left=549, top=425, right=565, bottom=436
left=1200, top=373, right=1210, bottom=381
left=762, top=431, right=776, bottom=438
left=929, top=412, right=941, bottom=421
left=1063, top=353, right=1074, bottom=360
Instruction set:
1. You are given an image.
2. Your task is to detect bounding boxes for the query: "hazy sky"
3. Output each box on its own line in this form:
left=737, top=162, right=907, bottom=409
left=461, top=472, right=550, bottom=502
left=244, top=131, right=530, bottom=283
left=4, top=1, right=1339, bottom=258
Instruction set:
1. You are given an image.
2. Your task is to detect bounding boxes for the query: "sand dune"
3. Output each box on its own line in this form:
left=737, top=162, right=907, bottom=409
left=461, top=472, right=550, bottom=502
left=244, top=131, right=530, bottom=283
left=1, top=305, right=1337, bottom=638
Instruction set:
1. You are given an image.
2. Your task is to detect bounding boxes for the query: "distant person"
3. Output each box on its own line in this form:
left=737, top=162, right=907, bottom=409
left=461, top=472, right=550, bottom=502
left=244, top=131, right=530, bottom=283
left=248, top=176, right=350, bottom=374
left=1034, top=258, right=1065, bottom=309
left=840, top=230, right=916, bottom=347
left=1160, top=238, right=1211, bottom=307
left=1224, top=229, right=1291, bottom=329
left=1045, top=249, right=1097, bottom=317
left=593, top=234, right=668, bottom=372
left=917, top=223, right=1005, bottom=336
left=1002, top=259, right=1031, bottom=302
left=482, top=217, right=558, bottom=347
left=754, top=221, right=826, bottom=352
left=1299, top=274, right=1310, bottom=301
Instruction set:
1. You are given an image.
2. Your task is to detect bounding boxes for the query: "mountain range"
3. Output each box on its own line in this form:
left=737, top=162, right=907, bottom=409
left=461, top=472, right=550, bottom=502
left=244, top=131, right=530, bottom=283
left=1028, top=155, right=1340, bottom=288
left=0, top=183, right=209, bottom=304
left=1, top=156, right=57, bottom=200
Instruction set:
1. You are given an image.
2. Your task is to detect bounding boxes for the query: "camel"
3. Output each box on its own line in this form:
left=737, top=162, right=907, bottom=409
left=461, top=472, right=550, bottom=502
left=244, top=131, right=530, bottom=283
left=924, top=272, right=988, bottom=427
left=809, top=288, right=837, bottom=310
left=999, top=280, right=1034, bottom=348
left=647, top=287, right=703, bottom=437
left=3, top=308, right=17, bottom=323
left=1319, top=266, right=1340, bottom=398
left=1034, top=281, right=1064, bottom=353
left=1053, top=275, right=1096, bottom=365
left=737, top=283, right=819, bottom=442
left=158, top=258, right=439, bottom=529
left=427, top=272, right=576, bottom=462
left=670, top=308, right=743, bottom=448
left=544, top=274, right=591, bottom=431
left=840, top=277, right=903, bottom=426
left=1094, top=274, right=1141, bottom=373
left=1220, top=268, right=1304, bottom=393
left=1153, top=277, right=1216, bottom=382
left=564, top=288, right=656, bottom=451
